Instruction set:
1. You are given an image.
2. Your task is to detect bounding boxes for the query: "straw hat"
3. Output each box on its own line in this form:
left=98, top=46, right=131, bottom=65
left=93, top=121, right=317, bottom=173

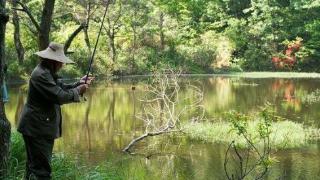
left=35, top=42, right=74, bottom=64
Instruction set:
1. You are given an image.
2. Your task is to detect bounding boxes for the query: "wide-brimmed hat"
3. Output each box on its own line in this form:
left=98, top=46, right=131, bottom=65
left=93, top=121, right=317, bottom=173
left=35, top=42, right=74, bottom=64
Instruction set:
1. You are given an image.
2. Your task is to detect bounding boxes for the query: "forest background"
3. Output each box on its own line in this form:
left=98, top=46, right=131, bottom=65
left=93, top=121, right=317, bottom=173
left=5, top=0, right=320, bottom=80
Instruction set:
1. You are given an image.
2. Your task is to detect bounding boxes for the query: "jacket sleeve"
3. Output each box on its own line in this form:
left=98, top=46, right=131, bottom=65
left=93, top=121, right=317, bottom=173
left=31, top=72, right=80, bottom=105
left=57, top=79, right=82, bottom=90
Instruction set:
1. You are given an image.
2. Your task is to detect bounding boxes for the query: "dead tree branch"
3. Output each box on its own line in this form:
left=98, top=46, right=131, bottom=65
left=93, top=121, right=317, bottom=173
left=123, top=69, right=204, bottom=153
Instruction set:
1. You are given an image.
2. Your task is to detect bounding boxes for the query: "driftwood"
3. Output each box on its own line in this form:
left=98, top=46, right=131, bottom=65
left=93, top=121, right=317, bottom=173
left=123, top=127, right=180, bottom=153
left=123, top=70, right=204, bottom=153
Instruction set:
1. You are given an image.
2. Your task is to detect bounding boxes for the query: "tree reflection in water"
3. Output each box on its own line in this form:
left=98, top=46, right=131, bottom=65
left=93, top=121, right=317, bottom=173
left=83, top=90, right=92, bottom=155
left=272, top=79, right=301, bottom=112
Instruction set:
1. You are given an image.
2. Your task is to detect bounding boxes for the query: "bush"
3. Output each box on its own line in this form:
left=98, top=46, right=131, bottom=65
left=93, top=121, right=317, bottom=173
left=5, top=132, right=25, bottom=180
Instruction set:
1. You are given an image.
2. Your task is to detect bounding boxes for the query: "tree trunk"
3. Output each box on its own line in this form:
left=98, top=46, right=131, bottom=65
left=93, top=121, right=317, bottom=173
left=131, top=25, right=137, bottom=73
left=38, top=0, right=55, bottom=50
left=84, top=2, right=91, bottom=56
left=64, top=23, right=86, bottom=53
left=106, top=26, right=116, bottom=62
left=159, top=12, right=165, bottom=50
left=109, top=34, right=116, bottom=62
left=105, top=1, right=121, bottom=63
left=130, top=6, right=137, bottom=74
left=84, top=28, right=91, bottom=54
left=0, top=0, right=11, bottom=176
left=12, top=0, right=24, bottom=64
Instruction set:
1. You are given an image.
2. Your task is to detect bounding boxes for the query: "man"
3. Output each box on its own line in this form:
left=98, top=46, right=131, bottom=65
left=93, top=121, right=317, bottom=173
left=17, top=42, right=94, bottom=179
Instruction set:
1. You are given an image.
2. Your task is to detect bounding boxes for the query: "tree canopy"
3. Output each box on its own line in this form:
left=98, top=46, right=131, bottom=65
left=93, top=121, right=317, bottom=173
left=4, top=0, right=320, bottom=79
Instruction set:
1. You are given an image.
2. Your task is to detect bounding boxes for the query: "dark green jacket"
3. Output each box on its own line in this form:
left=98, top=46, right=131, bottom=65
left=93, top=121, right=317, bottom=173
left=18, top=64, right=81, bottom=139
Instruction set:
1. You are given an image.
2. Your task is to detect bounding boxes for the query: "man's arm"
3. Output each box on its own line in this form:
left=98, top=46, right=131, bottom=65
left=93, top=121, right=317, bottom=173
left=57, top=75, right=94, bottom=90
left=57, top=79, right=82, bottom=90
left=31, top=72, right=83, bottom=105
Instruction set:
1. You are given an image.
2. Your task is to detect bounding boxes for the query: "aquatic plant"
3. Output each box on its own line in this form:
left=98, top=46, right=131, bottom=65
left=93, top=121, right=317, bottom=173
left=224, top=107, right=276, bottom=179
left=301, top=89, right=320, bottom=104
left=183, top=114, right=320, bottom=148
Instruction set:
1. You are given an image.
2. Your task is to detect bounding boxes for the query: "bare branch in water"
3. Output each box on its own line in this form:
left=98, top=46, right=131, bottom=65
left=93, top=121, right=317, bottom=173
left=123, top=69, right=204, bottom=153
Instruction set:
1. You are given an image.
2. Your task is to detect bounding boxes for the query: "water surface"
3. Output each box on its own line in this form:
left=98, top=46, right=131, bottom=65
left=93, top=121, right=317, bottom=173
left=6, top=76, right=320, bottom=179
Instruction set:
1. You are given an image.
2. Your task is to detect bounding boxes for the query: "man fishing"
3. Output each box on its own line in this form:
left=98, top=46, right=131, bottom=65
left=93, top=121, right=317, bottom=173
left=17, top=42, right=94, bottom=179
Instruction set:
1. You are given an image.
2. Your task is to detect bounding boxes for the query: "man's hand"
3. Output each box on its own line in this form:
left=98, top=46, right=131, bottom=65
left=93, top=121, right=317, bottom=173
left=80, top=75, right=95, bottom=85
left=77, top=84, right=89, bottom=95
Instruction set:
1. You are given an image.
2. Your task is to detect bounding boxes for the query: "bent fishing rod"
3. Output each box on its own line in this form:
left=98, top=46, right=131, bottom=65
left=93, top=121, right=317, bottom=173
left=84, top=1, right=109, bottom=84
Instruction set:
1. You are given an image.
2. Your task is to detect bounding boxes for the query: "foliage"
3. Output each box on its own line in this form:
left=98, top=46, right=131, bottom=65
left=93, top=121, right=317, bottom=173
left=183, top=110, right=320, bottom=148
left=4, top=0, right=320, bottom=79
left=272, top=37, right=303, bottom=70
left=225, top=106, right=281, bottom=179
left=5, top=132, right=123, bottom=180
left=4, top=132, right=25, bottom=179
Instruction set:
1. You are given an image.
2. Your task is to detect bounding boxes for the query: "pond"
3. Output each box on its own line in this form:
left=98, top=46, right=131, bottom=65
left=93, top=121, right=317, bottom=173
left=5, top=75, right=320, bottom=179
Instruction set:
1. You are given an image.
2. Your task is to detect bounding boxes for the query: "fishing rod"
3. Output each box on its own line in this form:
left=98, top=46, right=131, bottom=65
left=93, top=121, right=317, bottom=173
left=84, top=1, right=109, bottom=84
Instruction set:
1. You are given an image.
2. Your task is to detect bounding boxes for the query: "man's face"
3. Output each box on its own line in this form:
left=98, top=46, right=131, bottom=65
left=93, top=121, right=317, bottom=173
left=54, top=61, right=63, bottom=72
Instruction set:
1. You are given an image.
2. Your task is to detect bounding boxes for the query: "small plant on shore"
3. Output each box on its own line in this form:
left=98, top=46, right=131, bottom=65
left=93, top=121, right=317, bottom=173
left=224, top=105, right=278, bottom=180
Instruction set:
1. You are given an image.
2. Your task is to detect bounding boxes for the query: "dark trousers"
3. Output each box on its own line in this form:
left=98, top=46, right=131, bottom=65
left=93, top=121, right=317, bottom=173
left=23, top=135, right=54, bottom=180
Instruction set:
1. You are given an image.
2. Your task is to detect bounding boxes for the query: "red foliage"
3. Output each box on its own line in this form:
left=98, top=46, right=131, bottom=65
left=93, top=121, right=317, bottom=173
left=271, top=38, right=302, bottom=70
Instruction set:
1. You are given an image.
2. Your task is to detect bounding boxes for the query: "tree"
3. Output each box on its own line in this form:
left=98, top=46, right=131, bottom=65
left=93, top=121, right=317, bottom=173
left=36, top=0, right=55, bottom=50
left=14, top=0, right=55, bottom=50
left=103, top=0, right=123, bottom=63
left=11, top=0, right=24, bottom=64
left=61, top=0, right=97, bottom=53
left=15, top=0, right=87, bottom=51
left=83, top=1, right=93, bottom=55
left=0, top=0, right=11, bottom=176
left=126, top=0, right=149, bottom=73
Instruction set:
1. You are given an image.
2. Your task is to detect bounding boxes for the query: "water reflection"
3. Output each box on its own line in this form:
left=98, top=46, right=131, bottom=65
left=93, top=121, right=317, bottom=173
left=272, top=79, right=302, bottom=112
left=83, top=90, right=92, bottom=154
left=6, top=77, right=320, bottom=179
left=14, top=89, right=24, bottom=125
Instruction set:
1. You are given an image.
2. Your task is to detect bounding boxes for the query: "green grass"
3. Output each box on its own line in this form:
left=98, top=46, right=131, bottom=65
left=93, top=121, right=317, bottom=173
left=220, top=72, right=320, bottom=78
left=5, top=132, right=123, bottom=180
left=5, top=132, right=193, bottom=180
left=183, top=120, right=320, bottom=148
left=181, top=72, right=320, bottom=78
